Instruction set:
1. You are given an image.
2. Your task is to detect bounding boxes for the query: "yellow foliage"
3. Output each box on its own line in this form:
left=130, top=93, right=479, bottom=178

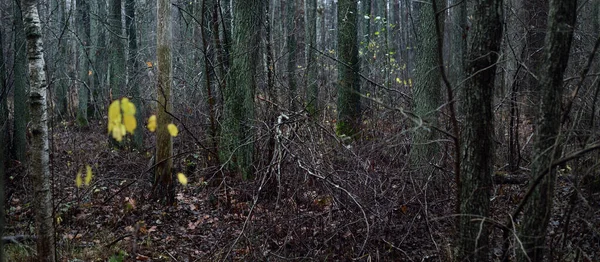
left=85, top=165, right=93, bottom=186
left=168, top=124, right=178, bottom=137
left=107, top=98, right=137, bottom=141
left=75, top=169, right=83, bottom=188
left=177, top=173, right=188, bottom=186
left=147, top=115, right=157, bottom=132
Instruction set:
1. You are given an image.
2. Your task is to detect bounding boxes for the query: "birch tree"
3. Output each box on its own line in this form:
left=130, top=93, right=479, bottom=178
left=22, top=0, right=55, bottom=259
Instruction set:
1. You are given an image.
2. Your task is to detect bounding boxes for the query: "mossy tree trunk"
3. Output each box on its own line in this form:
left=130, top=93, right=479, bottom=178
left=76, top=0, right=91, bottom=126
left=22, top=0, right=55, bottom=259
left=336, top=0, right=361, bottom=137
left=518, top=1, right=577, bottom=261
left=154, top=0, right=175, bottom=205
left=457, top=0, right=503, bottom=260
left=219, top=0, right=263, bottom=178
left=409, top=0, right=443, bottom=178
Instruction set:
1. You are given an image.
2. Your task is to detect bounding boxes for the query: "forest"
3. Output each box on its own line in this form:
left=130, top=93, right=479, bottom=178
left=0, top=0, right=599, bottom=261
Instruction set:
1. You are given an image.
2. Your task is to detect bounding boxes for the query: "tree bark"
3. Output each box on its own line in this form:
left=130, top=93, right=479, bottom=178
left=518, top=1, right=577, bottom=261
left=336, top=0, right=361, bottom=137
left=22, top=0, right=55, bottom=259
left=305, top=0, right=318, bottom=115
left=457, top=0, right=503, bottom=260
left=125, top=0, right=143, bottom=148
left=409, top=0, right=443, bottom=176
left=154, top=0, right=175, bottom=205
left=76, top=0, right=91, bottom=126
left=13, top=0, right=28, bottom=162
left=219, top=0, right=263, bottom=178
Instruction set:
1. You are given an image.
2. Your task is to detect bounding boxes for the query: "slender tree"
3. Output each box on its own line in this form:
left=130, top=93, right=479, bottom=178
left=219, top=0, right=263, bottom=178
left=287, top=0, right=297, bottom=110
left=108, top=0, right=125, bottom=99
left=518, top=1, right=577, bottom=260
left=13, top=0, right=27, bottom=162
left=76, top=0, right=91, bottom=126
left=125, top=0, right=143, bottom=148
left=154, top=0, right=175, bottom=204
left=0, top=27, right=7, bottom=262
left=457, top=0, right=503, bottom=260
left=336, top=0, right=360, bottom=137
left=94, top=0, right=107, bottom=105
left=305, top=0, right=318, bottom=115
left=22, top=0, right=55, bottom=259
left=409, top=0, right=443, bottom=174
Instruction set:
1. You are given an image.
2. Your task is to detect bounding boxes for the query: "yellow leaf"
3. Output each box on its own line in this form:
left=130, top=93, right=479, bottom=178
left=112, top=123, right=125, bottom=141
left=85, top=165, right=93, bottom=186
left=75, top=169, right=83, bottom=188
left=120, top=98, right=136, bottom=115
left=147, top=115, right=157, bottom=132
left=123, top=115, right=137, bottom=134
left=108, top=100, right=121, bottom=133
left=88, top=70, right=93, bottom=76
left=146, top=61, right=153, bottom=68
left=408, top=79, right=413, bottom=86
left=168, top=124, right=178, bottom=137
left=177, top=173, right=188, bottom=186
left=395, top=77, right=401, bottom=84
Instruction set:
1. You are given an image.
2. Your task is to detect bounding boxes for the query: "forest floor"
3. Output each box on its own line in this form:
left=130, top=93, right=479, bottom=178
left=3, top=118, right=600, bottom=261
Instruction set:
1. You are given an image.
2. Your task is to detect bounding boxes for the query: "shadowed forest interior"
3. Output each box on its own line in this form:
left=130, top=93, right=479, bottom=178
left=0, top=0, right=600, bottom=261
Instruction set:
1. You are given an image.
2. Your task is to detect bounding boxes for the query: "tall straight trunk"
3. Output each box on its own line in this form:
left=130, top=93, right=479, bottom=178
left=76, top=0, right=91, bottom=126
left=154, top=0, right=175, bottom=205
left=54, top=0, right=69, bottom=118
left=219, top=0, right=263, bottom=178
left=0, top=28, right=7, bottom=262
left=22, top=0, right=55, bottom=259
left=94, top=0, right=107, bottom=107
left=201, top=0, right=218, bottom=159
left=449, top=0, right=466, bottom=113
left=336, top=0, right=360, bottom=137
left=518, top=1, right=577, bottom=261
left=286, top=0, right=297, bottom=110
left=13, top=1, right=28, bottom=162
left=305, top=0, right=318, bottom=115
left=409, top=0, right=443, bottom=176
left=125, top=0, right=143, bottom=148
left=457, top=0, right=503, bottom=260
left=109, top=0, right=125, bottom=99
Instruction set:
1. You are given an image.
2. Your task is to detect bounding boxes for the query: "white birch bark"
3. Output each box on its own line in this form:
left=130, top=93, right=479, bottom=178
left=22, top=0, right=55, bottom=260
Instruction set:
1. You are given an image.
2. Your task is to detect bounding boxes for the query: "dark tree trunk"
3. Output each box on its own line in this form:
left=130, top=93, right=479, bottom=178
left=518, top=1, right=577, bottom=261
left=336, top=0, right=361, bottom=137
left=457, top=0, right=503, bottom=260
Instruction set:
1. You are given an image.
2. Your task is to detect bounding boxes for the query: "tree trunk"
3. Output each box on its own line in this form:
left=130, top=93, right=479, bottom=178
left=109, top=0, right=125, bottom=99
left=457, top=0, right=503, bottom=260
left=518, top=1, right=577, bottom=260
left=22, top=0, right=55, bottom=259
left=76, top=0, right=91, bottom=126
left=286, top=0, right=297, bottom=110
left=305, top=0, right=318, bottom=115
left=0, top=27, right=7, bottom=262
left=154, top=0, right=175, bottom=205
left=409, top=0, right=443, bottom=178
left=125, top=0, right=143, bottom=148
left=336, top=0, right=361, bottom=137
left=219, top=0, right=263, bottom=178
left=13, top=0, right=28, bottom=162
